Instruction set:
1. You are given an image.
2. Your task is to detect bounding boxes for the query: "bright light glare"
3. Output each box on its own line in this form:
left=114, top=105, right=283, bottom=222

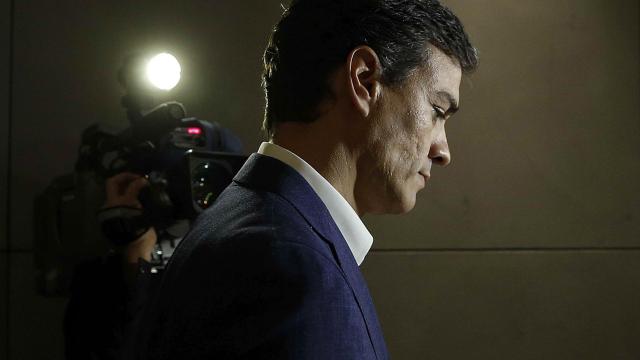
left=146, top=53, right=181, bottom=91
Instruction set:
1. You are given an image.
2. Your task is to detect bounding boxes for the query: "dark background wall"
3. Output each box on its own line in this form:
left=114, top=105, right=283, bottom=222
left=1, top=0, right=639, bottom=358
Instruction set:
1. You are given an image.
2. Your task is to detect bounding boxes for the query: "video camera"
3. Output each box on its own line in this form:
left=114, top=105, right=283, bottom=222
left=34, top=53, right=247, bottom=296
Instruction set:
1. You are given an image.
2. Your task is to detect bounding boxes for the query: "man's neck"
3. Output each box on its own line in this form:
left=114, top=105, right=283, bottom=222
left=272, top=122, right=362, bottom=216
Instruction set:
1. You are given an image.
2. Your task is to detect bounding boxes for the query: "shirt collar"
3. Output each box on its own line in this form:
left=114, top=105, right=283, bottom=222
left=257, top=142, right=373, bottom=266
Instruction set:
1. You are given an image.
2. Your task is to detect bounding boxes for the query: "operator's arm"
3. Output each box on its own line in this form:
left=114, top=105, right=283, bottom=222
left=64, top=172, right=159, bottom=360
left=101, top=172, right=157, bottom=286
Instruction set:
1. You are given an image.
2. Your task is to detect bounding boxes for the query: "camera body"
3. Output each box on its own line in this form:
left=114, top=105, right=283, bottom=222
left=76, top=102, right=244, bottom=229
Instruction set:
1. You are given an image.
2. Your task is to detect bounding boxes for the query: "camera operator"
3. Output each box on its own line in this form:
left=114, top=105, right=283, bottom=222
left=64, top=172, right=159, bottom=360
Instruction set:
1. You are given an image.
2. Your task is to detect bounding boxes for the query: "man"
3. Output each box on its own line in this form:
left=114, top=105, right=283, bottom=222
left=135, top=0, right=477, bottom=358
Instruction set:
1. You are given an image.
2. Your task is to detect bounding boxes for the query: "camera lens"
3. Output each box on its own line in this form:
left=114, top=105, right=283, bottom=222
left=192, top=161, right=234, bottom=211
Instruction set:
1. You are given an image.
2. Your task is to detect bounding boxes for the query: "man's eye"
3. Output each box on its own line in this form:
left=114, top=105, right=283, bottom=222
left=432, top=106, right=446, bottom=119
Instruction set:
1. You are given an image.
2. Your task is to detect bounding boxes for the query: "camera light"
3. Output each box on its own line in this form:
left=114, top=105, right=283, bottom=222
left=146, top=53, right=181, bottom=91
left=188, top=127, right=202, bottom=135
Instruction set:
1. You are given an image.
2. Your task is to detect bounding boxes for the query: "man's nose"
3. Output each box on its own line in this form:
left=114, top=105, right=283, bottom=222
left=428, top=131, right=451, bottom=167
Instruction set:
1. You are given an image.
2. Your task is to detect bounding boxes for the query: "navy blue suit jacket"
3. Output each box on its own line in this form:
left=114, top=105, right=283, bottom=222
left=137, top=153, right=389, bottom=359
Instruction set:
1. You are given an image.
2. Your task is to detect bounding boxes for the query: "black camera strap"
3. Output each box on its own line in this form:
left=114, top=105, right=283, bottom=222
left=96, top=206, right=151, bottom=246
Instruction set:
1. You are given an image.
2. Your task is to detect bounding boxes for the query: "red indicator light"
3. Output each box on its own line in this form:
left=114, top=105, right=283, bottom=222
left=187, top=127, right=202, bottom=135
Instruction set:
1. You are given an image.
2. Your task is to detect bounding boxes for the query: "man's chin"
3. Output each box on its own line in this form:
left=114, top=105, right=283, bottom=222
left=388, top=194, right=417, bottom=215
left=364, top=190, right=417, bottom=215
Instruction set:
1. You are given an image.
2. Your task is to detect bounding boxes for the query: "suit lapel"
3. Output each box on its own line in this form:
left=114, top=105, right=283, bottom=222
left=233, top=154, right=388, bottom=359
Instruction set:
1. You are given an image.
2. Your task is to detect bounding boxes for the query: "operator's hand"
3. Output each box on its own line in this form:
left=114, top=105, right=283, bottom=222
left=103, top=172, right=150, bottom=210
left=102, top=172, right=158, bottom=264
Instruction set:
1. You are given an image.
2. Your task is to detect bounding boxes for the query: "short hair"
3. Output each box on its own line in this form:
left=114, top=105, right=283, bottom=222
left=261, top=0, right=478, bottom=137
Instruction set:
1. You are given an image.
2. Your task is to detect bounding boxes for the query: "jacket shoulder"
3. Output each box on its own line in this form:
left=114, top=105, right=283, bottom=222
left=182, top=182, right=336, bottom=265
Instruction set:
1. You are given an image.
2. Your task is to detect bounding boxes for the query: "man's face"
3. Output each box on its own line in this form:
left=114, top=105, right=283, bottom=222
left=355, top=45, right=462, bottom=214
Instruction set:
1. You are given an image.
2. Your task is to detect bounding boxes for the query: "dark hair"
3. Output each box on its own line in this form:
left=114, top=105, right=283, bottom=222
left=262, top=0, right=478, bottom=137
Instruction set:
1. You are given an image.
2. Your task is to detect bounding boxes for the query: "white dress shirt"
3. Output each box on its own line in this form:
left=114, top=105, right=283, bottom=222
left=257, top=142, right=373, bottom=266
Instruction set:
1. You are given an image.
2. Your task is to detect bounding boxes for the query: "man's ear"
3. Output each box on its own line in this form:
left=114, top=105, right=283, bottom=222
left=347, top=46, right=382, bottom=118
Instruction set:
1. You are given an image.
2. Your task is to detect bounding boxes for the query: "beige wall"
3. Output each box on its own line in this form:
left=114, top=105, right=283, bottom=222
left=1, top=0, right=638, bottom=358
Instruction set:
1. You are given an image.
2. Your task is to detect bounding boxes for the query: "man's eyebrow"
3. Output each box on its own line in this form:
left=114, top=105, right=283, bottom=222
left=435, top=91, right=459, bottom=116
